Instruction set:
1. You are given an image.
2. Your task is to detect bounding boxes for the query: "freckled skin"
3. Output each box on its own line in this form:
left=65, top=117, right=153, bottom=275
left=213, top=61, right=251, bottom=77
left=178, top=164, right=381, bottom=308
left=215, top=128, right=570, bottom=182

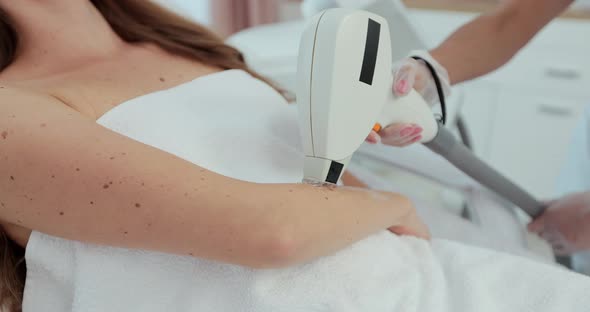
left=0, top=72, right=420, bottom=270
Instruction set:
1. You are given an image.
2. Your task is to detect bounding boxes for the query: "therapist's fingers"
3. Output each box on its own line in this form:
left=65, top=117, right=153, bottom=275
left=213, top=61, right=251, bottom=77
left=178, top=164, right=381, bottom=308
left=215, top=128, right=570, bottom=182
left=393, top=60, right=418, bottom=96
left=390, top=132, right=423, bottom=148
left=398, top=135, right=423, bottom=147
left=546, top=234, right=574, bottom=256
left=365, top=131, right=380, bottom=144
left=380, top=123, right=423, bottom=147
left=527, top=215, right=547, bottom=234
left=530, top=223, right=576, bottom=256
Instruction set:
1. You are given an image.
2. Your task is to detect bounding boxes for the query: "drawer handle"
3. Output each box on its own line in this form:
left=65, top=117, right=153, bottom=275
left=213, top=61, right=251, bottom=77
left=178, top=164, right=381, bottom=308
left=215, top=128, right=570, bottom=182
left=538, top=104, right=573, bottom=117
left=544, top=68, right=581, bottom=80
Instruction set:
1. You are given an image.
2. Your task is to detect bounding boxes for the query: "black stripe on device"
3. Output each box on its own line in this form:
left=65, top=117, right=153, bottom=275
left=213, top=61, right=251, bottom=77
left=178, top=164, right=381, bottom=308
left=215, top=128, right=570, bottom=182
left=359, top=18, right=381, bottom=86
left=326, top=161, right=344, bottom=184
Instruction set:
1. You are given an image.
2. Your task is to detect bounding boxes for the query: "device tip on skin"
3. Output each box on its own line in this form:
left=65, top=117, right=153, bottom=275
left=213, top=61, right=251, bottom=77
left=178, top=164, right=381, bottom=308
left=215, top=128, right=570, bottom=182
left=301, top=178, right=336, bottom=188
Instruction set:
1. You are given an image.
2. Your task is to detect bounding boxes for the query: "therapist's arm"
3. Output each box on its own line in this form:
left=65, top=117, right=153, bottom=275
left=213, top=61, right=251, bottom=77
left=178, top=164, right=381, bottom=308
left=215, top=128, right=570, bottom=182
left=430, top=0, right=574, bottom=84
left=0, top=88, right=423, bottom=269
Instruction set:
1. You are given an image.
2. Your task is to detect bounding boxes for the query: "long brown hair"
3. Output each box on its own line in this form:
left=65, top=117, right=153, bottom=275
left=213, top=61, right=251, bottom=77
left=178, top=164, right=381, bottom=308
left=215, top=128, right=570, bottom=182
left=0, top=1, right=278, bottom=311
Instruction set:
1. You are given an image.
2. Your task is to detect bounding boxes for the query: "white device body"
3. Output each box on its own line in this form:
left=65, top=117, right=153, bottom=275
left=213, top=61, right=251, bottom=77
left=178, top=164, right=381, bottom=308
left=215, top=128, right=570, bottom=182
left=297, top=8, right=438, bottom=184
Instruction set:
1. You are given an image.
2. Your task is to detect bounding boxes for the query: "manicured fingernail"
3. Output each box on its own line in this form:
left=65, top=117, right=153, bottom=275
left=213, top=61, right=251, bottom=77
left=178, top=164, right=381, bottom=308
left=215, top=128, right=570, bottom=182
left=412, top=135, right=422, bottom=143
left=367, top=132, right=380, bottom=144
left=396, top=80, right=407, bottom=93
left=411, top=127, right=423, bottom=135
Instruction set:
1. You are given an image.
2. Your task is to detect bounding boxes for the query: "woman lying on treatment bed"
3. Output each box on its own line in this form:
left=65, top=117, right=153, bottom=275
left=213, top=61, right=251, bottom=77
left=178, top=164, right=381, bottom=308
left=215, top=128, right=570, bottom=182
left=0, top=1, right=589, bottom=312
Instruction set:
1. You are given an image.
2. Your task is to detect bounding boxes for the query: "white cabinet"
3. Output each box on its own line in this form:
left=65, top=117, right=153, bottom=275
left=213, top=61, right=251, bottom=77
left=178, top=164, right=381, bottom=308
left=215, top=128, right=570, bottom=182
left=410, top=9, right=590, bottom=198
left=459, top=80, right=501, bottom=159
left=487, top=90, right=587, bottom=198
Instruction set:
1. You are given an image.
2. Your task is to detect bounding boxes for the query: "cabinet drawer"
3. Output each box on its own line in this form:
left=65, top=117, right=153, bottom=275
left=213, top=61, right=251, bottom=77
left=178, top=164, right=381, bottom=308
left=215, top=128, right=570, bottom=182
left=487, top=49, right=590, bottom=96
left=487, top=91, right=588, bottom=198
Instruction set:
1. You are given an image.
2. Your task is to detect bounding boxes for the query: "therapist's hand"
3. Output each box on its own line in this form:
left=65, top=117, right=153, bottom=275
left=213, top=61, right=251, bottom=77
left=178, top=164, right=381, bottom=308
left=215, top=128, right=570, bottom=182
left=528, top=191, right=590, bottom=255
left=392, top=56, right=451, bottom=105
left=366, top=52, right=451, bottom=147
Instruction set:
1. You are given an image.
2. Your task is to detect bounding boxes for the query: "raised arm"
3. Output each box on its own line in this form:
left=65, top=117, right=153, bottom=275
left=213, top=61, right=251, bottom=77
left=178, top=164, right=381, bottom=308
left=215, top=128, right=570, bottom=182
left=430, top=0, right=574, bottom=84
left=0, top=87, right=422, bottom=269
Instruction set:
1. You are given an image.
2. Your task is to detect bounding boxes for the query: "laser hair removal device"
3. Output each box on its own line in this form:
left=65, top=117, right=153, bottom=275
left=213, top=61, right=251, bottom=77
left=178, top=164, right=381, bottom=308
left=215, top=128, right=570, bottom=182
left=297, top=8, right=546, bottom=218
